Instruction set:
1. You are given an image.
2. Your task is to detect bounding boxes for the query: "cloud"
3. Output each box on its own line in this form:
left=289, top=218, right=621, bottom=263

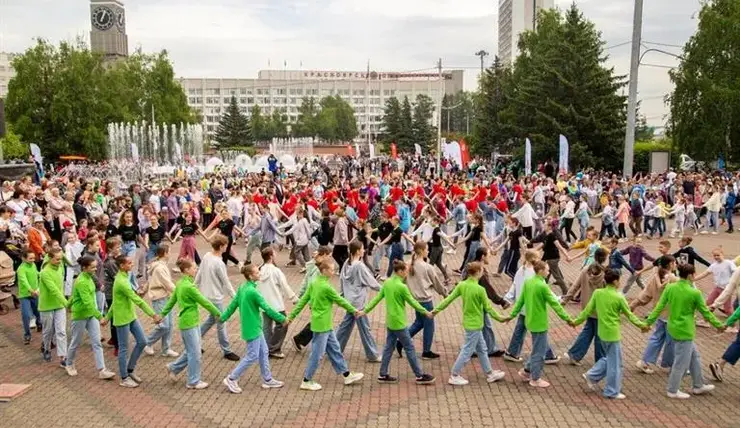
left=1, top=0, right=699, bottom=127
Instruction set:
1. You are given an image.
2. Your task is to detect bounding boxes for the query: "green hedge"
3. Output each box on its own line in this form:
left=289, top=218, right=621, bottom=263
left=633, top=140, right=676, bottom=173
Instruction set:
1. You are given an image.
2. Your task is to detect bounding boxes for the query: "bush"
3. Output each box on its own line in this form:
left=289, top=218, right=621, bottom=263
left=633, top=140, right=675, bottom=173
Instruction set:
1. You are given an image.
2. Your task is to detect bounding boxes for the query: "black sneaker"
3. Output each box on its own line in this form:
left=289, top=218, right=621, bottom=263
left=36, top=324, right=42, bottom=333
left=23, top=337, right=31, bottom=345
left=421, top=351, right=440, bottom=360
left=489, top=350, right=505, bottom=358
left=377, top=375, right=399, bottom=384
left=709, top=362, right=723, bottom=382
left=415, top=374, right=436, bottom=385
left=59, top=358, right=67, bottom=369
left=395, top=341, right=403, bottom=358
left=223, top=352, right=241, bottom=361
left=293, top=336, right=304, bottom=352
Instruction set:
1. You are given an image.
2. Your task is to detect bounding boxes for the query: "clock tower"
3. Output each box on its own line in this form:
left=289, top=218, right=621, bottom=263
left=90, top=0, right=128, bottom=60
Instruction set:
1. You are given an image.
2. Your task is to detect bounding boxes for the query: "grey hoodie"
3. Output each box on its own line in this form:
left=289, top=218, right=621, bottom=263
left=340, top=259, right=381, bottom=308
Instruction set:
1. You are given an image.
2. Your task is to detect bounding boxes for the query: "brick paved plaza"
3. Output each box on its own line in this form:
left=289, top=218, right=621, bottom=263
left=1, top=228, right=739, bottom=428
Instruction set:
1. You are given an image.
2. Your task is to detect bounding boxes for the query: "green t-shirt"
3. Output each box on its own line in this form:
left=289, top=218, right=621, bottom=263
left=38, top=263, right=67, bottom=312
left=222, top=280, right=285, bottom=341
left=364, top=275, right=428, bottom=330
left=289, top=275, right=355, bottom=332
left=161, top=275, right=221, bottom=330
left=105, top=271, right=155, bottom=327
left=509, top=275, right=571, bottom=333
left=69, top=272, right=103, bottom=321
left=434, top=277, right=504, bottom=330
left=17, top=262, right=39, bottom=299
left=646, top=279, right=723, bottom=340
left=574, top=286, right=645, bottom=342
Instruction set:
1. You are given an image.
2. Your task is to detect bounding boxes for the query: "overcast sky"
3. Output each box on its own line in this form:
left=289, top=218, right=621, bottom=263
left=1, top=0, right=700, bottom=127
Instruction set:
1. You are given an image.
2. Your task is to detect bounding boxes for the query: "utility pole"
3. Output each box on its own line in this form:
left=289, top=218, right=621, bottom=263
left=436, top=58, right=443, bottom=178
left=475, top=50, right=489, bottom=73
left=366, top=60, right=371, bottom=153
left=623, top=0, right=644, bottom=179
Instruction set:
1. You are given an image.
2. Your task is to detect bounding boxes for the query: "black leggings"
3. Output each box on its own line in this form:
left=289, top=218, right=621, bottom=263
left=105, top=298, right=118, bottom=350
left=561, top=218, right=577, bottom=242
left=293, top=323, right=313, bottom=348
left=332, top=245, right=349, bottom=270
left=222, top=237, right=239, bottom=266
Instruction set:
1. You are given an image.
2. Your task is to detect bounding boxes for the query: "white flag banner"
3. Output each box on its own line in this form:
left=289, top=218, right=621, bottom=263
left=131, top=143, right=139, bottom=162
left=414, top=143, right=422, bottom=157
left=442, top=141, right=462, bottom=168
left=525, top=138, right=532, bottom=175
left=558, top=134, right=569, bottom=174
left=354, top=143, right=360, bottom=158
left=369, top=143, right=375, bottom=159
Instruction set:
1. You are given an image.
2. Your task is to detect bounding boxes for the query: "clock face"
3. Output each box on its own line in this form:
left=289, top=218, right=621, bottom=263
left=116, top=11, right=125, bottom=31
left=92, top=6, right=114, bottom=31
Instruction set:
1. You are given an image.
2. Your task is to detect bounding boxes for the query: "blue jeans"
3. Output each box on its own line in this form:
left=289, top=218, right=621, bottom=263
left=482, top=314, right=500, bottom=354
left=116, top=319, right=146, bottom=379
left=169, top=327, right=202, bottom=386
left=145, top=243, right=160, bottom=262
left=524, top=331, right=549, bottom=381
left=20, top=296, right=41, bottom=340
left=305, top=331, right=348, bottom=381
left=461, top=240, right=481, bottom=278
left=708, top=210, right=719, bottom=233
left=726, top=209, right=734, bottom=231
left=66, top=317, right=105, bottom=370
left=568, top=317, right=605, bottom=363
left=380, top=328, right=423, bottom=377
left=122, top=241, right=138, bottom=291
left=146, top=298, right=174, bottom=353
left=408, top=301, right=435, bottom=353
left=335, top=311, right=379, bottom=359
left=585, top=341, right=622, bottom=398
left=506, top=315, right=556, bottom=359
left=642, top=319, right=675, bottom=368
left=387, top=242, right=404, bottom=277
left=199, top=300, right=232, bottom=354
left=229, top=334, right=272, bottom=382
left=452, top=329, right=492, bottom=375
left=668, top=340, right=704, bottom=394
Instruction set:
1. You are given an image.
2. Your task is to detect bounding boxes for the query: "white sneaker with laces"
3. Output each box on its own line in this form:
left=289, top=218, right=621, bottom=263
left=612, top=393, right=626, bottom=400
left=563, top=353, right=582, bottom=366
left=636, top=360, right=654, bottom=374
left=119, top=377, right=139, bottom=388
left=448, top=374, right=469, bottom=386
left=162, top=349, right=179, bottom=358
left=98, top=368, right=115, bottom=380
left=186, top=381, right=209, bottom=390
left=223, top=377, right=242, bottom=394
left=262, top=378, right=285, bottom=389
left=343, top=372, right=364, bottom=385
left=300, top=380, right=322, bottom=391
left=667, top=390, right=690, bottom=399
left=486, top=370, right=505, bottom=383
left=143, top=345, right=155, bottom=356
left=691, top=384, right=715, bottom=395
left=582, top=373, right=597, bottom=391
left=65, top=365, right=78, bottom=377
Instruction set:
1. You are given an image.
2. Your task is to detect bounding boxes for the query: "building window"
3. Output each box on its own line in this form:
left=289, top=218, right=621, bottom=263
left=257, top=89, right=264, bottom=95
left=247, top=97, right=254, bottom=104
left=240, top=88, right=247, bottom=95
left=223, top=97, right=231, bottom=104
left=240, top=97, right=247, bottom=104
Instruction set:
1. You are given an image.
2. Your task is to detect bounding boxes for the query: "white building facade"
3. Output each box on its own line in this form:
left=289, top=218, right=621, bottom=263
left=498, top=0, right=555, bottom=66
left=0, top=53, right=17, bottom=98
left=179, top=69, right=464, bottom=140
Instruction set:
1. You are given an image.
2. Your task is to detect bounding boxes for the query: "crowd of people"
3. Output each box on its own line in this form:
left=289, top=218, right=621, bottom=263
left=4, top=153, right=740, bottom=401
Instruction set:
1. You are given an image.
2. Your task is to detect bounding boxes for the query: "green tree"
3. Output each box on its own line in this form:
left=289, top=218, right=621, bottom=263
left=214, top=96, right=250, bottom=148
left=412, top=94, right=436, bottom=152
left=669, top=0, right=740, bottom=161
left=0, top=124, right=29, bottom=160
left=248, top=105, right=268, bottom=142
left=442, top=91, right=475, bottom=134
left=293, top=97, right=319, bottom=137
left=380, top=96, right=402, bottom=145
left=473, top=56, right=513, bottom=155
left=501, top=5, right=627, bottom=169
left=6, top=39, right=196, bottom=161
left=316, top=96, right=358, bottom=142
left=267, top=109, right=289, bottom=139
left=397, top=96, right=414, bottom=152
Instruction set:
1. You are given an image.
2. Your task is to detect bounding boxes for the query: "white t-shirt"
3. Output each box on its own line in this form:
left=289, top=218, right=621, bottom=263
left=708, top=260, right=736, bottom=288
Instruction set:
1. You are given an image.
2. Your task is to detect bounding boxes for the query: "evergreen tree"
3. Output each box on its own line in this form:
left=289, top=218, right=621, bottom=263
left=501, top=5, right=627, bottom=169
left=214, top=96, right=250, bottom=148
left=316, top=96, right=358, bottom=142
left=397, top=96, right=414, bottom=152
left=442, top=91, right=475, bottom=134
left=293, top=97, right=319, bottom=137
left=412, top=94, right=436, bottom=152
left=669, top=0, right=740, bottom=161
left=473, top=56, right=513, bottom=155
left=380, top=97, right=402, bottom=145
left=248, top=105, right=268, bottom=142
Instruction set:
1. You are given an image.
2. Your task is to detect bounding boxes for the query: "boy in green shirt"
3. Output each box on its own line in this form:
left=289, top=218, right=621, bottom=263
left=39, top=248, right=69, bottom=365
left=573, top=269, right=649, bottom=399
left=17, top=250, right=41, bottom=345
left=287, top=260, right=364, bottom=391
left=433, top=261, right=507, bottom=386
left=645, top=263, right=725, bottom=399
left=222, top=264, right=288, bottom=394
left=161, top=259, right=222, bottom=390
left=64, top=256, right=116, bottom=380
left=504, top=260, right=573, bottom=388
left=361, top=260, right=435, bottom=385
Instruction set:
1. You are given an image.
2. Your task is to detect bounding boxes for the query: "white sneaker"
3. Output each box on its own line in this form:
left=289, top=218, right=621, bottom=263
left=582, top=373, right=597, bottom=391
left=237, top=262, right=244, bottom=271
left=636, top=360, right=654, bottom=374
left=343, top=372, right=364, bottom=385
left=486, top=370, right=505, bottom=383
left=448, top=374, right=469, bottom=386
left=65, top=365, right=78, bottom=377
left=667, top=390, right=690, bottom=399
left=223, top=377, right=242, bottom=394
left=262, top=378, right=285, bottom=389
left=129, top=373, right=142, bottom=384
left=166, top=365, right=178, bottom=381
left=300, top=380, right=322, bottom=391
left=445, top=249, right=455, bottom=254
left=162, top=349, right=179, bottom=358
left=98, top=368, right=115, bottom=380
left=563, top=353, right=582, bottom=366
left=711, top=231, right=718, bottom=235
left=119, top=377, right=139, bottom=388
left=143, top=346, right=155, bottom=356
left=691, top=384, right=715, bottom=395
left=612, top=393, right=626, bottom=400
left=29, top=318, right=36, bottom=329
left=186, top=381, right=209, bottom=390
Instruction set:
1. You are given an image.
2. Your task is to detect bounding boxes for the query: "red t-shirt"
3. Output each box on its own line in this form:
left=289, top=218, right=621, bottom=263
left=347, top=189, right=360, bottom=208
left=450, top=184, right=465, bottom=199
left=390, top=186, right=404, bottom=202
left=512, top=184, right=523, bottom=202
left=475, top=186, right=488, bottom=203
left=465, top=199, right=478, bottom=212
left=489, top=184, right=499, bottom=199
left=435, top=200, right=447, bottom=219
left=324, top=190, right=337, bottom=204
left=252, top=192, right=264, bottom=205
left=385, top=204, right=397, bottom=217
left=357, top=201, right=369, bottom=220
left=282, top=195, right=298, bottom=217
left=414, top=202, right=425, bottom=218
left=496, top=199, right=509, bottom=213
left=307, top=198, right=319, bottom=210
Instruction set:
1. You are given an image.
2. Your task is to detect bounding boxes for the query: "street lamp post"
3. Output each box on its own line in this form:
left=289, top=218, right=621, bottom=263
left=623, top=0, right=644, bottom=179
left=475, top=50, right=489, bottom=73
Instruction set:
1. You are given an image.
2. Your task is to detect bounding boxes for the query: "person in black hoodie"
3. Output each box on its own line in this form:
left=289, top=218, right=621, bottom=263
left=673, top=236, right=711, bottom=267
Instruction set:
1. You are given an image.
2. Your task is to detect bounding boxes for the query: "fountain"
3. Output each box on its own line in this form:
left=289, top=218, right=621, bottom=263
left=106, top=121, right=206, bottom=165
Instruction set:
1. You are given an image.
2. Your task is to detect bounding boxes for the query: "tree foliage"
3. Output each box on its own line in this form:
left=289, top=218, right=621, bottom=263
left=316, top=95, right=358, bottom=143
left=441, top=91, right=475, bottom=135
left=215, top=96, right=250, bottom=148
left=669, top=0, right=740, bottom=161
left=248, top=105, right=269, bottom=142
left=5, top=39, right=195, bottom=161
left=412, top=94, right=436, bottom=152
left=473, top=56, right=513, bottom=155
left=0, top=124, right=29, bottom=160
left=381, top=95, right=434, bottom=153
